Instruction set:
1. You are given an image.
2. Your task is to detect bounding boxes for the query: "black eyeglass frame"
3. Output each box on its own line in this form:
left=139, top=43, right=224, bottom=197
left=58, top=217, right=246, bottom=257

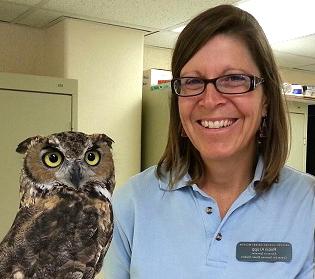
left=171, top=74, right=265, bottom=97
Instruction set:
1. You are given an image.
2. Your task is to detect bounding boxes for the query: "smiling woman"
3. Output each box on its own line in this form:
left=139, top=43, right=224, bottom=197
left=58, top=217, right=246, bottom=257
left=162, top=8, right=288, bottom=195
left=104, top=4, right=315, bottom=279
left=177, top=34, right=267, bottom=183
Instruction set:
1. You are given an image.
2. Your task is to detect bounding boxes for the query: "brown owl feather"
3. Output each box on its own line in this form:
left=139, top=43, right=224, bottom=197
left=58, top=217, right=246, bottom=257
left=0, top=131, right=115, bottom=279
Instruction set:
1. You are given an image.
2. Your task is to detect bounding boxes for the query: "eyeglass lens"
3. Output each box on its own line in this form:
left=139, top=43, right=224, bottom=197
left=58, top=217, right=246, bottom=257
left=175, top=75, right=252, bottom=95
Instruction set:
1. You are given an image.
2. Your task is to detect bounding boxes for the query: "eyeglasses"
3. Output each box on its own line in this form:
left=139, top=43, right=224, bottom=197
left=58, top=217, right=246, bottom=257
left=171, top=74, right=264, bottom=97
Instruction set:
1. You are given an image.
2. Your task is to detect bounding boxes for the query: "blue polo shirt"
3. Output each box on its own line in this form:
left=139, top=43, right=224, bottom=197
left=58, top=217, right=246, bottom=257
left=103, top=158, right=315, bottom=278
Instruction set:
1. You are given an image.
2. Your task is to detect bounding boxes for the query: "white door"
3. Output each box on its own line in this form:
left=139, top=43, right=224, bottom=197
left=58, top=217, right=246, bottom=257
left=286, top=112, right=306, bottom=171
left=0, top=90, right=72, bottom=240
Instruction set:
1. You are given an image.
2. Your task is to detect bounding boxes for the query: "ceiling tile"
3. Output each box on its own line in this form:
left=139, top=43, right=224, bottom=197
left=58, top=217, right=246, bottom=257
left=273, top=50, right=315, bottom=68
left=42, top=0, right=239, bottom=30
left=144, top=31, right=178, bottom=49
left=272, top=35, right=315, bottom=58
left=3, top=0, right=42, bottom=5
left=0, top=2, right=29, bottom=21
left=16, top=9, right=63, bottom=28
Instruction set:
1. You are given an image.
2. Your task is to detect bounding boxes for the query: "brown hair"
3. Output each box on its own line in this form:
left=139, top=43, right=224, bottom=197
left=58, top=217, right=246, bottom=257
left=157, top=4, right=289, bottom=193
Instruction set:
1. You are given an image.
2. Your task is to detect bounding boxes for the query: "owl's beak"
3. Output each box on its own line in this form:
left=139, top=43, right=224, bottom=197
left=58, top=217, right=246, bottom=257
left=69, top=162, right=82, bottom=188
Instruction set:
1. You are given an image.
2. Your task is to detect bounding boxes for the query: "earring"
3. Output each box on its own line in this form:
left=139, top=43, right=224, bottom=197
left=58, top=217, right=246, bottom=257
left=258, top=116, right=268, bottom=144
left=181, top=127, right=187, bottom=137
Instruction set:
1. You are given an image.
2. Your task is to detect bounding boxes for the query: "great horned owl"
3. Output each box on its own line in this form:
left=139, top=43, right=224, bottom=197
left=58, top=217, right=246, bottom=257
left=0, top=131, right=115, bottom=279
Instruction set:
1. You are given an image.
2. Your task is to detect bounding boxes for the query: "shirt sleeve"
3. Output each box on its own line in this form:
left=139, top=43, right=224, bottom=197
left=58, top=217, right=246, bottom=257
left=103, top=184, right=134, bottom=279
left=285, top=176, right=315, bottom=279
left=103, top=217, right=131, bottom=279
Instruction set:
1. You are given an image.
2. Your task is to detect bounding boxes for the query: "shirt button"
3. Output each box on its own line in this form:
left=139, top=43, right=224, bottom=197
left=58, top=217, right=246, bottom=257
left=215, top=233, right=222, bottom=241
left=205, top=207, right=213, bottom=214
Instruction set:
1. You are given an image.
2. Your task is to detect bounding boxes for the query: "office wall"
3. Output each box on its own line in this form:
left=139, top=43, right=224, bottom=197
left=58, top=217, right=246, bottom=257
left=63, top=19, right=144, bottom=186
left=43, top=21, right=66, bottom=77
left=0, top=22, right=45, bottom=75
left=1, top=20, right=144, bottom=187
left=143, top=45, right=172, bottom=71
left=280, top=68, right=315, bottom=84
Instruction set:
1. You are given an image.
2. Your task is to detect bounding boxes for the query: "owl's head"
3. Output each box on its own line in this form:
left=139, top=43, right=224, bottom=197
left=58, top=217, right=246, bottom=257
left=16, top=131, right=115, bottom=204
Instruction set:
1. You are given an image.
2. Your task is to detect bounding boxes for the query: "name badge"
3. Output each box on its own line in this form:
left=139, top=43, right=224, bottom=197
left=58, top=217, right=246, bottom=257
left=236, top=242, right=292, bottom=262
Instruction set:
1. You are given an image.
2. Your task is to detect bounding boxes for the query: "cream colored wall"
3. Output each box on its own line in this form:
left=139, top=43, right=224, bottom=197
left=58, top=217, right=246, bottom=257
left=143, top=45, right=172, bottom=70
left=0, top=22, right=45, bottom=75
left=280, top=67, right=315, bottom=84
left=0, top=19, right=144, bottom=186
left=0, top=21, right=65, bottom=77
left=43, top=21, right=66, bottom=77
left=63, top=19, right=144, bottom=186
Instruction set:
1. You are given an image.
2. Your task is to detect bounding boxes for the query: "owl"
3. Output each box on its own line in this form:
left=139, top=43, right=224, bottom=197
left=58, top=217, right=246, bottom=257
left=0, top=131, right=115, bottom=279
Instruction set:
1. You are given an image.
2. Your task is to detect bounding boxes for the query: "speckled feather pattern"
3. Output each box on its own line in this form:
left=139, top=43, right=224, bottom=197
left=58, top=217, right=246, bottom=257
left=0, top=131, right=115, bottom=279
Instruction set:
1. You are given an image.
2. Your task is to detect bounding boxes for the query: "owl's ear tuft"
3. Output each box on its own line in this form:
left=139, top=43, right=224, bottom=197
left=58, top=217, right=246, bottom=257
left=16, top=136, right=43, bottom=154
left=92, top=134, right=114, bottom=148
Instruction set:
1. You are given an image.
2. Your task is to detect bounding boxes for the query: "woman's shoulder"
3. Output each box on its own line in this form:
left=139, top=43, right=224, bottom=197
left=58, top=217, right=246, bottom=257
left=112, top=166, right=161, bottom=207
left=278, top=165, right=315, bottom=196
left=281, top=165, right=315, bottom=183
left=263, top=166, right=315, bottom=218
left=117, top=165, right=159, bottom=191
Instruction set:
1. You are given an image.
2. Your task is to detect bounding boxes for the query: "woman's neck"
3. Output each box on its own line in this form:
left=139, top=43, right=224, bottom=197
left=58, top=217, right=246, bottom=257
left=197, top=153, right=257, bottom=218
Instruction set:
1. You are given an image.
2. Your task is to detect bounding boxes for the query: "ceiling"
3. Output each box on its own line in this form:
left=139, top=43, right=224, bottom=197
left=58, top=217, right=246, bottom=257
left=1, top=0, right=315, bottom=72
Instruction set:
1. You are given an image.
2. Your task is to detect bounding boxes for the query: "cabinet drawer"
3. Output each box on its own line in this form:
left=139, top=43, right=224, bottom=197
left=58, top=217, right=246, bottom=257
left=287, top=101, right=307, bottom=114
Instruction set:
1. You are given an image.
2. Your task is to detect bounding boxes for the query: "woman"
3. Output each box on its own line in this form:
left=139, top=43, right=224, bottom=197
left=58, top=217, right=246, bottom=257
left=104, top=5, right=315, bottom=279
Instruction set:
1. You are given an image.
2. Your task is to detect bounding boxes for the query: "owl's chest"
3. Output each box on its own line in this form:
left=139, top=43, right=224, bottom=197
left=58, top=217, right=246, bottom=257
left=33, top=194, right=111, bottom=234
left=0, top=194, right=113, bottom=278
left=24, top=194, right=112, bottom=254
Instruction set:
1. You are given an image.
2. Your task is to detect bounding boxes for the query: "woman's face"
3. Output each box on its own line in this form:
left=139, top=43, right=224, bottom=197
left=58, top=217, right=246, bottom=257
left=178, top=34, right=267, bottom=163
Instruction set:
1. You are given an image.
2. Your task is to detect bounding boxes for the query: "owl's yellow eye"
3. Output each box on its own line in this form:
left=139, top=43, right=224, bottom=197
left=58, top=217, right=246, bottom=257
left=43, top=151, right=63, bottom=168
left=85, top=150, right=100, bottom=166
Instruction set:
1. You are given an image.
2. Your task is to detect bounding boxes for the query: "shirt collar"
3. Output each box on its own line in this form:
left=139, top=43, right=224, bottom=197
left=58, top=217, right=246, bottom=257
left=158, top=171, right=192, bottom=191
left=253, top=155, right=264, bottom=185
left=158, top=156, right=265, bottom=192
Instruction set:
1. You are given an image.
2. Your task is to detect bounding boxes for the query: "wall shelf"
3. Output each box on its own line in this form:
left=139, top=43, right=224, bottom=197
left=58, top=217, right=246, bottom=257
left=284, top=94, right=315, bottom=105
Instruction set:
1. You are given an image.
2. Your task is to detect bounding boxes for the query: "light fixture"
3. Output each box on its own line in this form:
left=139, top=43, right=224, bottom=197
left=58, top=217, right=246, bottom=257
left=171, top=25, right=186, bottom=33
left=236, top=0, right=315, bottom=44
